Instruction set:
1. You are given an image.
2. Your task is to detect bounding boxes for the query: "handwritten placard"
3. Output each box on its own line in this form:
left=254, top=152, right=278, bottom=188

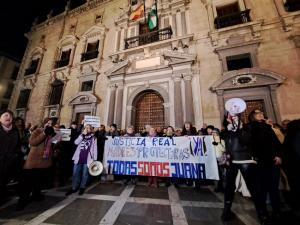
left=60, top=129, right=71, bottom=141
left=84, top=115, right=100, bottom=128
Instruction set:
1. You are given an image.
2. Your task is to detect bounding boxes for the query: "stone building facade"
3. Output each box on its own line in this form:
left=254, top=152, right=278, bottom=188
left=9, top=0, right=300, bottom=130
left=0, top=52, right=19, bottom=110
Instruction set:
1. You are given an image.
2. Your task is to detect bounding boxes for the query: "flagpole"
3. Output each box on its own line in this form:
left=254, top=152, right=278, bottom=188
left=144, top=0, right=146, bottom=23
left=155, top=0, right=158, bottom=29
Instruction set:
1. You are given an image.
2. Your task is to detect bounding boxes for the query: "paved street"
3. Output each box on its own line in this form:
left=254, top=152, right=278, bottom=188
left=0, top=181, right=263, bottom=225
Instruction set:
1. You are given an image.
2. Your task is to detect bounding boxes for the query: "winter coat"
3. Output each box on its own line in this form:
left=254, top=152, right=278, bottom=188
left=72, top=134, right=98, bottom=167
left=247, top=121, right=283, bottom=165
left=223, top=127, right=253, bottom=161
left=0, top=125, right=21, bottom=183
left=95, top=130, right=107, bottom=162
left=24, top=128, right=53, bottom=169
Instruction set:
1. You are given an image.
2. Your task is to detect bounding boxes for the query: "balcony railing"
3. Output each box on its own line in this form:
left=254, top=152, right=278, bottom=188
left=214, top=9, right=251, bottom=29
left=284, top=0, right=300, bottom=12
left=24, top=67, right=37, bottom=76
left=55, top=58, right=70, bottom=68
left=124, top=26, right=173, bottom=50
left=81, top=50, right=99, bottom=62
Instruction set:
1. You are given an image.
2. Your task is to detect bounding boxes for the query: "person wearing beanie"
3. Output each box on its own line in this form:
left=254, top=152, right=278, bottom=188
left=106, top=123, right=120, bottom=138
left=0, top=109, right=22, bottom=205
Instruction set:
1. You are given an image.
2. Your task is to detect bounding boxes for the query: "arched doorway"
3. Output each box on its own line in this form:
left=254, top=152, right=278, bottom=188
left=133, top=90, right=165, bottom=132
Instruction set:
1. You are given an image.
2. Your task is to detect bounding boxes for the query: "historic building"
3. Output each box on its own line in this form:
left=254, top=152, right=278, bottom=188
left=0, top=52, right=19, bottom=110
left=9, top=0, right=300, bottom=130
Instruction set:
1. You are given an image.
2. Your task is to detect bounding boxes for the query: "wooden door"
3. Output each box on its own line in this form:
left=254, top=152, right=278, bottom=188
left=240, top=99, right=265, bottom=123
left=135, top=91, right=164, bottom=132
left=75, top=112, right=90, bottom=125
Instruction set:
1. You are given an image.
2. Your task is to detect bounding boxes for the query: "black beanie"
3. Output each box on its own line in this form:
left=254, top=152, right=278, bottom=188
left=0, top=109, right=14, bottom=118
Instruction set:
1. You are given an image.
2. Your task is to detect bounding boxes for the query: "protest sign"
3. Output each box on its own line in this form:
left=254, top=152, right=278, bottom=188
left=60, top=129, right=71, bottom=141
left=84, top=115, right=100, bottom=128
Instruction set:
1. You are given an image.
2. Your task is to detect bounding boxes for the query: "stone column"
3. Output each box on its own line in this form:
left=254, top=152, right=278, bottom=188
left=273, top=0, right=288, bottom=16
left=206, top=2, right=215, bottom=31
left=173, top=75, right=183, bottom=128
left=269, top=85, right=281, bottom=123
left=107, top=85, right=117, bottom=125
left=119, top=28, right=125, bottom=51
left=176, top=11, right=182, bottom=37
left=185, top=8, right=191, bottom=34
left=216, top=90, right=225, bottom=120
left=114, top=29, right=121, bottom=52
left=114, top=83, right=124, bottom=128
left=183, top=74, right=195, bottom=124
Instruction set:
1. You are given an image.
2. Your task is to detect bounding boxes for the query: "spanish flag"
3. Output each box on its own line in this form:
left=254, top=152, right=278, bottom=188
left=129, top=1, right=144, bottom=21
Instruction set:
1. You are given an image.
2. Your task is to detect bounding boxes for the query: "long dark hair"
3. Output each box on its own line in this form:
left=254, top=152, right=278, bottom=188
left=182, top=122, right=197, bottom=136
left=248, top=110, right=258, bottom=123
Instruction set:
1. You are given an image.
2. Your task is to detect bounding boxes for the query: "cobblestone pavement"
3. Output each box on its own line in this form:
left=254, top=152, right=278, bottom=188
left=0, top=181, right=266, bottom=225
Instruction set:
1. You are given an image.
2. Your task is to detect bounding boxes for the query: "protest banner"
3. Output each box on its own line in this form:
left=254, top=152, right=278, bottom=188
left=103, top=136, right=219, bottom=180
left=84, top=115, right=101, bottom=128
left=60, top=129, right=71, bottom=141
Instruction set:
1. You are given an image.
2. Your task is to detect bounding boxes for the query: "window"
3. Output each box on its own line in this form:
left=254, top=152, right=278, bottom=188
left=284, top=0, right=300, bottom=12
left=81, top=41, right=99, bottom=61
left=11, top=66, right=19, bottom=80
left=226, top=53, right=252, bottom=71
left=217, top=2, right=240, bottom=17
left=86, top=41, right=99, bottom=52
left=24, top=59, right=39, bottom=76
left=215, top=2, right=251, bottom=29
left=3, top=83, right=14, bottom=99
left=55, top=49, right=71, bottom=68
left=81, top=81, right=93, bottom=92
left=16, top=89, right=31, bottom=109
left=48, top=80, right=64, bottom=105
left=139, top=23, right=150, bottom=35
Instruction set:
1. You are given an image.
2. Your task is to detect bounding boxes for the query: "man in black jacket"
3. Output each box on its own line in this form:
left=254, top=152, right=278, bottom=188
left=0, top=109, right=22, bottom=204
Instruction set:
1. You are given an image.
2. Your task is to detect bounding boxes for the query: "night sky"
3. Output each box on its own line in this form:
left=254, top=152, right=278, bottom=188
left=0, top=0, right=86, bottom=60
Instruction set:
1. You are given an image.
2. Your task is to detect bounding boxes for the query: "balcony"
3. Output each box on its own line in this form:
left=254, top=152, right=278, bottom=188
left=55, top=58, right=70, bottom=68
left=124, top=26, right=173, bottom=50
left=284, top=0, right=300, bottom=12
left=81, top=50, right=99, bottom=62
left=24, top=66, right=37, bottom=76
left=214, top=9, right=251, bottom=29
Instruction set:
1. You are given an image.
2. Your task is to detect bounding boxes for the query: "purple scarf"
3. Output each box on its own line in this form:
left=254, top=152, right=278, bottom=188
left=78, top=134, right=94, bottom=164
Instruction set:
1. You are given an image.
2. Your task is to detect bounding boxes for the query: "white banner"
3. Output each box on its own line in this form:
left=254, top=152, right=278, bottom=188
left=84, top=115, right=100, bottom=128
left=103, top=136, right=219, bottom=180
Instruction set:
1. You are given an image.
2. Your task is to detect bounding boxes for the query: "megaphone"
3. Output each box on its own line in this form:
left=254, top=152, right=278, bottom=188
left=88, top=161, right=103, bottom=176
left=225, top=98, right=246, bottom=116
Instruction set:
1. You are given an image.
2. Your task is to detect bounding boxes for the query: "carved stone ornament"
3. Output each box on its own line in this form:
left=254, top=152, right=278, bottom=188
left=232, top=74, right=257, bottom=86
left=50, top=71, right=68, bottom=84
left=23, top=75, right=37, bottom=89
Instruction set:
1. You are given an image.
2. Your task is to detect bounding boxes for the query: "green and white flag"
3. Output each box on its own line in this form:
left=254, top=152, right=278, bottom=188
left=148, top=3, right=157, bottom=30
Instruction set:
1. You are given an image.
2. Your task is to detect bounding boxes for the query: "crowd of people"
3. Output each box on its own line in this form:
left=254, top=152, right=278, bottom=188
left=0, top=108, right=299, bottom=225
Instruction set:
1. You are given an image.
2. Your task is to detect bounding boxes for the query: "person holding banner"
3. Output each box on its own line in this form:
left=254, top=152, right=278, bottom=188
left=123, top=125, right=138, bottom=185
left=164, top=126, right=179, bottom=188
left=147, top=127, right=159, bottom=188
left=106, top=123, right=120, bottom=138
left=66, top=124, right=97, bottom=196
left=181, top=122, right=199, bottom=187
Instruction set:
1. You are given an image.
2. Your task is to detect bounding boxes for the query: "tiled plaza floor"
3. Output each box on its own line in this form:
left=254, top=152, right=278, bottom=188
left=0, top=181, right=275, bottom=225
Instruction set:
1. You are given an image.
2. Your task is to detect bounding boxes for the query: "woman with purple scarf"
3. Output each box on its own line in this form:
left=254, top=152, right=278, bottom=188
left=66, top=124, right=97, bottom=196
